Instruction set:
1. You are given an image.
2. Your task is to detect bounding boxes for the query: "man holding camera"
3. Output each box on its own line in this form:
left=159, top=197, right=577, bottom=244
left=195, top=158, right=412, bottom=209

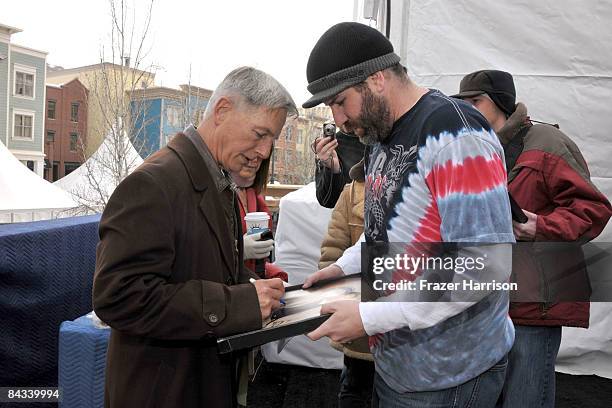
left=313, top=122, right=365, bottom=208
left=302, top=22, right=516, bottom=406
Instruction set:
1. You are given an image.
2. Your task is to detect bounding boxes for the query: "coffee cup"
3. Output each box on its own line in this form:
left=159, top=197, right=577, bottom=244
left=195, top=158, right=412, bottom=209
left=244, top=212, right=270, bottom=235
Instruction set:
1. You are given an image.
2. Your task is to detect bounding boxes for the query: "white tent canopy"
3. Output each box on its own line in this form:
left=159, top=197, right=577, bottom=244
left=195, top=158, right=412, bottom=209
left=0, top=141, right=77, bottom=223
left=54, top=130, right=143, bottom=211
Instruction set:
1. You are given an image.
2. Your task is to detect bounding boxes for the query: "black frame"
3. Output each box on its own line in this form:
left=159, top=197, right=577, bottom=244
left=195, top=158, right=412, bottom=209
left=217, top=273, right=361, bottom=354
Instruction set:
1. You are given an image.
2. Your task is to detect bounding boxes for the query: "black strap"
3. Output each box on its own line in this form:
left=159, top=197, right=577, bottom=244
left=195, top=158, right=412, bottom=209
left=503, top=126, right=529, bottom=174
left=508, top=192, right=528, bottom=223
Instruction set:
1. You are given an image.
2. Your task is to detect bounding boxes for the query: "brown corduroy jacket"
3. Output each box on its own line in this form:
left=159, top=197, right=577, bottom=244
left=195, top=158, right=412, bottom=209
left=93, top=133, right=261, bottom=408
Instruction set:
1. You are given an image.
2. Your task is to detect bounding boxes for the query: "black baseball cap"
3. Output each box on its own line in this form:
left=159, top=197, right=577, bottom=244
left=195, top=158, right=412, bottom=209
left=451, top=70, right=516, bottom=115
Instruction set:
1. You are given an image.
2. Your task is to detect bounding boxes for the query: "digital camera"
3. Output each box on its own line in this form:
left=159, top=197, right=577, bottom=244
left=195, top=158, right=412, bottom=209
left=322, top=122, right=336, bottom=139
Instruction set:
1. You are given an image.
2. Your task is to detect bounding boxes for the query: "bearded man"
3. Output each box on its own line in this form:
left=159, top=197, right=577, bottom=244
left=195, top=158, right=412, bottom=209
left=303, top=23, right=516, bottom=407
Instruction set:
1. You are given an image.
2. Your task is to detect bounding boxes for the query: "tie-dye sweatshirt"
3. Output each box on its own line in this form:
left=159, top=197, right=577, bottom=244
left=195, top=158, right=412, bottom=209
left=335, top=89, right=515, bottom=392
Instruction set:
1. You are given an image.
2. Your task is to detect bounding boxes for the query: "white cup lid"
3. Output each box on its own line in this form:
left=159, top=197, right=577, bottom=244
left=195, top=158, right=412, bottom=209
left=244, top=211, right=270, bottom=221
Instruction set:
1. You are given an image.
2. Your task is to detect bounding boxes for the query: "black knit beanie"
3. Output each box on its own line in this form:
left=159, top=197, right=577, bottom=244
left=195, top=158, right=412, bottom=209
left=303, top=22, right=401, bottom=108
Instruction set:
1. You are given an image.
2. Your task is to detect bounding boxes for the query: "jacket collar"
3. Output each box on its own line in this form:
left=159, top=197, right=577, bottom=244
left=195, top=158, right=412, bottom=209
left=349, top=158, right=366, bottom=182
left=167, top=133, right=237, bottom=277
left=182, top=125, right=233, bottom=193
left=497, top=102, right=530, bottom=145
left=167, top=133, right=214, bottom=192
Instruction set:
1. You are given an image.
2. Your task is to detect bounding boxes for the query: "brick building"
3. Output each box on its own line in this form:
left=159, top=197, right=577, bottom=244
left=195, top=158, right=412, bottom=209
left=43, top=79, right=88, bottom=181
left=271, top=106, right=332, bottom=185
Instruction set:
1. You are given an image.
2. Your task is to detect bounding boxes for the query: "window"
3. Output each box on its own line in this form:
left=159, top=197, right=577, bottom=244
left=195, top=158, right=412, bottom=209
left=47, top=100, right=56, bottom=119
left=285, top=127, right=292, bottom=141
left=70, top=103, right=79, bottom=122
left=20, top=160, right=35, bottom=171
left=167, top=105, right=182, bottom=127
left=70, top=133, right=78, bottom=151
left=15, top=69, right=35, bottom=98
left=64, top=162, right=80, bottom=175
left=52, top=162, right=59, bottom=181
left=46, top=130, right=55, bottom=142
left=297, top=129, right=304, bottom=145
left=13, top=112, right=34, bottom=139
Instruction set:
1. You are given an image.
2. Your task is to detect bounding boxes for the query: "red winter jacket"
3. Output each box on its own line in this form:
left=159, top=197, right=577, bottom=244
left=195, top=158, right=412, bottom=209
left=499, top=103, right=612, bottom=328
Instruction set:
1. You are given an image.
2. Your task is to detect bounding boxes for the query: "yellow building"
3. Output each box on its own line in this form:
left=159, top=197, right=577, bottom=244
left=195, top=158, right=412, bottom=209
left=47, top=63, right=155, bottom=156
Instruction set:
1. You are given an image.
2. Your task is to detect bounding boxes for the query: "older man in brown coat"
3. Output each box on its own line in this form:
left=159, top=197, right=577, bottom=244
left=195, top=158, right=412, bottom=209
left=93, top=67, right=296, bottom=408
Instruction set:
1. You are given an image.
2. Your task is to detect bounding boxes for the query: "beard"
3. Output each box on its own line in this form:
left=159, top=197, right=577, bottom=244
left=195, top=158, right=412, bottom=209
left=345, top=86, right=393, bottom=145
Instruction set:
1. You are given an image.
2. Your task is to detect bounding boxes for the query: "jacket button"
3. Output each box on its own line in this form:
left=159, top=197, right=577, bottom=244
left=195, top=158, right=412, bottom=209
left=208, top=313, right=219, bottom=324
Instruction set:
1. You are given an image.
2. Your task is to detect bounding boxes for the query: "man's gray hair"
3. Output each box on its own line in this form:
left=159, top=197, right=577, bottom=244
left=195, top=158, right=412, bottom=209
left=204, top=66, right=298, bottom=118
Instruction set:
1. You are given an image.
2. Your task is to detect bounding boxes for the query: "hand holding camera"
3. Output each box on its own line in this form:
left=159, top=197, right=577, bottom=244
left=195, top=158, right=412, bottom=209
left=313, top=122, right=341, bottom=174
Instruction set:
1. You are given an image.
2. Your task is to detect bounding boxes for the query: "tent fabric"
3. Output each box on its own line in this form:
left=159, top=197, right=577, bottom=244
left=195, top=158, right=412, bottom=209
left=0, top=215, right=100, bottom=389
left=379, top=0, right=612, bottom=378
left=0, top=141, right=77, bottom=223
left=59, top=314, right=110, bottom=408
left=54, top=132, right=143, bottom=210
left=261, top=183, right=344, bottom=369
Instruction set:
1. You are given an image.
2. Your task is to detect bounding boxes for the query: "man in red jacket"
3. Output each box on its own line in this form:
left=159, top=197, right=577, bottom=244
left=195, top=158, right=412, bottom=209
left=453, top=70, right=612, bottom=408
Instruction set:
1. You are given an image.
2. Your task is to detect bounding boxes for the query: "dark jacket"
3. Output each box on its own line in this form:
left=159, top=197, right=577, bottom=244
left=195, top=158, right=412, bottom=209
left=315, top=132, right=365, bottom=208
left=93, top=133, right=262, bottom=408
left=500, top=103, right=612, bottom=327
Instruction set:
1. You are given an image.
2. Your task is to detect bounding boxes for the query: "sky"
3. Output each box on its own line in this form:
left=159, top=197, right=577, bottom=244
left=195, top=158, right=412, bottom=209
left=2, top=0, right=370, bottom=106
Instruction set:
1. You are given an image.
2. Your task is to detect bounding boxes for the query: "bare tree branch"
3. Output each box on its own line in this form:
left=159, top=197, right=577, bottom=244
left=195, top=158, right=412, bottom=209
left=69, top=0, right=155, bottom=213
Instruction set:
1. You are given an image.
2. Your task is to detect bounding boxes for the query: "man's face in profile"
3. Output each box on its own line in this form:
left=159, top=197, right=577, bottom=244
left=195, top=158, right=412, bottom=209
left=217, top=102, right=287, bottom=185
left=326, top=83, right=392, bottom=146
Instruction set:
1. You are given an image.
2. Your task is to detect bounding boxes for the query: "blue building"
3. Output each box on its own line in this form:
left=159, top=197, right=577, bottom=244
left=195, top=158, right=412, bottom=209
left=0, top=23, right=48, bottom=176
left=128, top=85, right=211, bottom=158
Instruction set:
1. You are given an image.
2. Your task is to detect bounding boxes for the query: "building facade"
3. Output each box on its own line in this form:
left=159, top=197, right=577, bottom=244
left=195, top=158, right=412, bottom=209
left=128, top=85, right=211, bottom=158
left=44, top=79, right=88, bottom=181
left=0, top=23, right=48, bottom=176
left=271, top=106, right=333, bottom=184
left=47, top=62, right=155, bottom=157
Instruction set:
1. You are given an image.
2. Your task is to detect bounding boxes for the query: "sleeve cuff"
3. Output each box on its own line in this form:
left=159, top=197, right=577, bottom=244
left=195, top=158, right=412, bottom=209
left=358, top=302, right=407, bottom=335
left=201, top=282, right=262, bottom=337
left=334, top=240, right=363, bottom=275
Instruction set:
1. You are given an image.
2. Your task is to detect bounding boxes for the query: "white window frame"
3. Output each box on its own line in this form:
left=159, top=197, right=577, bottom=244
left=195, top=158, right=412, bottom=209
left=166, top=105, right=182, bottom=128
left=13, top=109, right=36, bottom=141
left=13, top=64, right=37, bottom=100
